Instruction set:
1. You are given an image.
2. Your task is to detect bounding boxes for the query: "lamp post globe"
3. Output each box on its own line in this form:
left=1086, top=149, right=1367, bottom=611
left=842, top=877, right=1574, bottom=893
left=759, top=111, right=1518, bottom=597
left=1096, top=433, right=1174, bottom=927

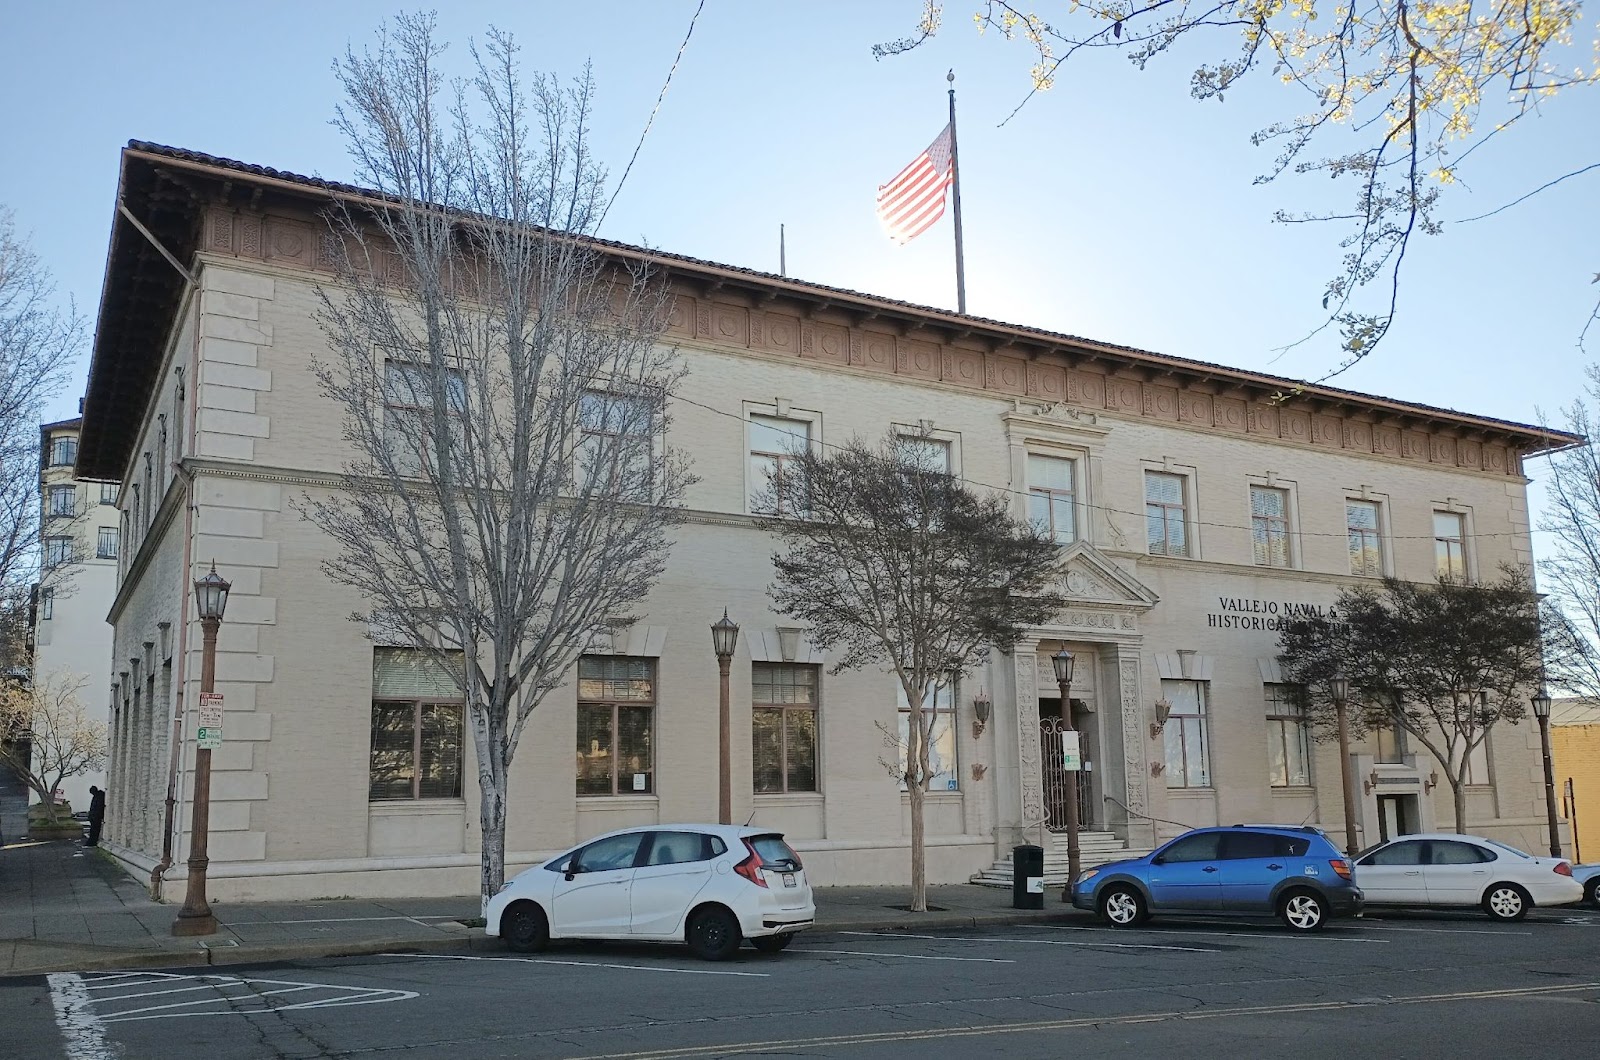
left=1051, top=649, right=1074, bottom=686
left=194, top=562, right=231, bottom=620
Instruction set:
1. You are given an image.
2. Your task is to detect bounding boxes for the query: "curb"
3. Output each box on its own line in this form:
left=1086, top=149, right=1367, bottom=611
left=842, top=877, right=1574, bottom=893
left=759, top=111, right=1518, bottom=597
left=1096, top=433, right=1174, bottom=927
left=2, top=907, right=1092, bottom=977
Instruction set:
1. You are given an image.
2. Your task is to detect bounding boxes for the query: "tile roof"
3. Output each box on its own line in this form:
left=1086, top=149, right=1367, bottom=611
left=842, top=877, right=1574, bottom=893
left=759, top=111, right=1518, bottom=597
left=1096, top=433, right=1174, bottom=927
left=121, top=141, right=1583, bottom=447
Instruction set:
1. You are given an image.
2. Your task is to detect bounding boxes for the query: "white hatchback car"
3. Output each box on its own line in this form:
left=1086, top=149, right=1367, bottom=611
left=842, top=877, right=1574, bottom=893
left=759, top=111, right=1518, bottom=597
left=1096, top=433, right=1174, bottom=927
left=486, top=824, right=815, bottom=960
left=1353, top=833, right=1583, bottom=921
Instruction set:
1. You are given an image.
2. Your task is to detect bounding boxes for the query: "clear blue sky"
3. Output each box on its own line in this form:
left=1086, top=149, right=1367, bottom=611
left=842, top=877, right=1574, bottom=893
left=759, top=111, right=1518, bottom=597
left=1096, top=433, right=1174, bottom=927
left=3, top=1, right=1595, bottom=450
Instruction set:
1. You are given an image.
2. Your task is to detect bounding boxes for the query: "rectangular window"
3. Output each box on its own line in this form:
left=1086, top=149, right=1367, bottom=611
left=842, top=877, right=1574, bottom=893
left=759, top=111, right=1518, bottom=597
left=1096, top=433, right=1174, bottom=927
left=1375, top=716, right=1408, bottom=764
left=49, top=436, right=77, bottom=466
left=1250, top=486, right=1291, bottom=568
left=577, top=656, right=655, bottom=796
left=898, top=436, right=952, bottom=475
left=578, top=391, right=655, bottom=499
left=1028, top=454, right=1077, bottom=544
left=1145, top=471, right=1189, bottom=557
left=100, top=483, right=120, bottom=505
left=1346, top=500, right=1383, bottom=577
left=1434, top=511, right=1467, bottom=580
left=752, top=663, right=819, bottom=794
left=748, top=414, right=810, bottom=515
left=43, top=536, right=72, bottom=568
left=897, top=682, right=958, bottom=791
left=47, top=485, right=75, bottom=517
left=1464, top=737, right=1491, bottom=785
left=96, top=527, right=119, bottom=559
left=1161, top=679, right=1210, bottom=787
left=384, top=359, right=466, bottom=475
left=368, top=648, right=464, bottom=801
left=39, top=588, right=53, bottom=621
left=1264, top=684, right=1310, bottom=787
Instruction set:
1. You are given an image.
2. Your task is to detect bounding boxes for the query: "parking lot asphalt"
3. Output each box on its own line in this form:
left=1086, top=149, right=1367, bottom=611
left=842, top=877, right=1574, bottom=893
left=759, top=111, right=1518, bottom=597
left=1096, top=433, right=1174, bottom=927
left=5, top=907, right=1600, bottom=1059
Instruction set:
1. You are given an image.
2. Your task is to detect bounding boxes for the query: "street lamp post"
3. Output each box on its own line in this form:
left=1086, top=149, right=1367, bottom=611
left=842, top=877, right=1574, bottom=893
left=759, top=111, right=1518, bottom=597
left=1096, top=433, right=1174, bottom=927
left=172, top=562, right=230, bottom=937
left=1329, top=677, right=1360, bottom=856
left=1532, top=690, right=1561, bottom=859
left=1052, top=649, right=1081, bottom=901
left=710, top=610, right=739, bottom=826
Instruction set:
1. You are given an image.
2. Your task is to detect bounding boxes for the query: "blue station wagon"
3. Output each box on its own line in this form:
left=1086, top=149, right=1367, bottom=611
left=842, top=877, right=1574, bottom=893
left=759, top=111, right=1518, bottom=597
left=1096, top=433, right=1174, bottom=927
left=1070, top=825, right=1364, bottom=932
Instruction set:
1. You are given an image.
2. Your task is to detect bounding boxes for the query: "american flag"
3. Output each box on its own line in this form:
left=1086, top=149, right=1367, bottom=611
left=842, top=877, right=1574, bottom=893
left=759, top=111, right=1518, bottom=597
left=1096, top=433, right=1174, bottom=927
left=875, top=124, right=954, bottom=245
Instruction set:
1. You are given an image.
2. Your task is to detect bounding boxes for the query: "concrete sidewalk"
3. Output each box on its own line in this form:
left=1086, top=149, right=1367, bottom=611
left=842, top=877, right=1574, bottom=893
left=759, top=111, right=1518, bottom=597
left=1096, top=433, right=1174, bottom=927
left=1, top=838, right=1079, bottom=976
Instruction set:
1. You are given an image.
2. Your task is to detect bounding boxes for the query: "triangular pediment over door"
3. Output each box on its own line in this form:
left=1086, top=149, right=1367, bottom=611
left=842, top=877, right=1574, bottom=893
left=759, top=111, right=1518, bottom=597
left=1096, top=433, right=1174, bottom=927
left=1054, top=541, right=1159, bottom=611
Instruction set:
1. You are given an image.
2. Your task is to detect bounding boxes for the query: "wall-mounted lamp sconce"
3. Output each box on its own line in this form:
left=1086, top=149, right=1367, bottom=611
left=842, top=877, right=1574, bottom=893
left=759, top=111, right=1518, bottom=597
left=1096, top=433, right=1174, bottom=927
left=970, top=763, right=988, bottom=783
left=1423, top=770, right=1439, bottom=794
left=1363, top=768, right=1381, bottom=795
left=971, top=689, right=992, bottom=738
left=1150, top=761, right=1166, bottom=778
left=1149, top=698, right=1173, bottom=740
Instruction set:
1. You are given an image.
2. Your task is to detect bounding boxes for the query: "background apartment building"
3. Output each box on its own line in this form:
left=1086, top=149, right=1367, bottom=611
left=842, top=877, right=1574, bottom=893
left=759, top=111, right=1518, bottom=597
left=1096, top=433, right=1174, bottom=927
left=76, top=143, right=1578, bottom=900
left=31, top=415, right=118, bottom=815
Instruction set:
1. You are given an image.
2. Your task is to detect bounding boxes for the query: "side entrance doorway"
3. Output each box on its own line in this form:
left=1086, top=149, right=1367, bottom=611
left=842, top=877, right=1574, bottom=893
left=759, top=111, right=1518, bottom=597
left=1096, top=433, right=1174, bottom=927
left=1377, top=793, right=1420, bottom=842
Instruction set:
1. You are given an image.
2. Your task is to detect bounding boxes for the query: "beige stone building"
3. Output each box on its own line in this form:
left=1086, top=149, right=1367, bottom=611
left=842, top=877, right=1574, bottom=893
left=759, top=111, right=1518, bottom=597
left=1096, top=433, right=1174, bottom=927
left=80, top=143, right=1579, bottom=901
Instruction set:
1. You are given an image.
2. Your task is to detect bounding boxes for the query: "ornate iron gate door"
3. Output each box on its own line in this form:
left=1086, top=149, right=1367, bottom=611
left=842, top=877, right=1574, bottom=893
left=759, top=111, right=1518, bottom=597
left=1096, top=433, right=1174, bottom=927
left=1039, top=718, right=1093, bottom=833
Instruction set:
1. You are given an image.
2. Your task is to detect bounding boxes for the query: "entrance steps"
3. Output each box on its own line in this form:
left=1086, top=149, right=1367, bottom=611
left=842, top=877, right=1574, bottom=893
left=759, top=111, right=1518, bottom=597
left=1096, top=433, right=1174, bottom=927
left=970, top=831, right=1151, bottom=888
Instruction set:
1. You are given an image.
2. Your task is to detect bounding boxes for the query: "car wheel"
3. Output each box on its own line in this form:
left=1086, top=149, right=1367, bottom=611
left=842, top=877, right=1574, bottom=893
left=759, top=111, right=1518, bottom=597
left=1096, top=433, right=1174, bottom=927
left=687, top=906, right=742, bottom=961
left=1482, top=883, right=1531, bottom=921
left=1585, top=878, right=1600, bottom=908
left=502, top=901, right=548, bottom=953
left=1279, top=889, right=1327, bottom=932
left=750, top=932, right=794, bottom=954
left=1098, top=885, right=1147, bottom=928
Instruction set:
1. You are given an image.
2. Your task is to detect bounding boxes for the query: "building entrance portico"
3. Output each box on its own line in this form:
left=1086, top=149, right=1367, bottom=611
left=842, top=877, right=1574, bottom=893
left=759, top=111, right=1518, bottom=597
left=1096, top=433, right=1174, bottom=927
left=1007, top=544, right=1160, bottom=853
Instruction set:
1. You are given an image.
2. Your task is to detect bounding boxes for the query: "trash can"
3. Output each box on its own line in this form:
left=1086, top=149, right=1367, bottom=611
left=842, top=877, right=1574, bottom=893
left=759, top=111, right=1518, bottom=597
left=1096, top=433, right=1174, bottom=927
left=1012, top=844, right=1045, bottom=909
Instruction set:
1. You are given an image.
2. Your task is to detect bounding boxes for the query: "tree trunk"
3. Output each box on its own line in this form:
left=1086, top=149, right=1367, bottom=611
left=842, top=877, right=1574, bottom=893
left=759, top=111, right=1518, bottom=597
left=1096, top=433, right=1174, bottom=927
left=1452, top=781, right=1468, bottom=834
left=908, top=779, right=927, bottom=913
left=478, top=773, right=507, bottom=918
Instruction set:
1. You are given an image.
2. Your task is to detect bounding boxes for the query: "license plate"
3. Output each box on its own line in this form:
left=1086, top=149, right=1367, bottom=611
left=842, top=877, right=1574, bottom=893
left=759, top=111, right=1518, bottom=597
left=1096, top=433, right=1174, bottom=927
left=783, top=873, right=796, bottom=888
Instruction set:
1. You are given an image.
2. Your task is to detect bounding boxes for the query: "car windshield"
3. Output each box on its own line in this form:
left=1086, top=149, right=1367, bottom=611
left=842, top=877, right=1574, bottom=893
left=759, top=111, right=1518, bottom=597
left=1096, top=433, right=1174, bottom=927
left=1485, top=839, right=1533, bottom=859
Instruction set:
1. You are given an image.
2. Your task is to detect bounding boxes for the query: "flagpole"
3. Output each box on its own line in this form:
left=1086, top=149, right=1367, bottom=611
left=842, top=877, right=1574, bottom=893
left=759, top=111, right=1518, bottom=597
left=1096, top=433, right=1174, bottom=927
left=947, top=69, right=968, bottom=315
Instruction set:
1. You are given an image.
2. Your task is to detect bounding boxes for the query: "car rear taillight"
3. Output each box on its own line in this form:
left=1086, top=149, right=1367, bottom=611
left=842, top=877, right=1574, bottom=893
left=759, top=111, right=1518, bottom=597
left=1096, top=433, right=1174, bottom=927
left=1554, top=862, right=1573, bottom=877
left=734, top=839, right=768, bottom=888
left=1329, top=859, right=1352, bottom=880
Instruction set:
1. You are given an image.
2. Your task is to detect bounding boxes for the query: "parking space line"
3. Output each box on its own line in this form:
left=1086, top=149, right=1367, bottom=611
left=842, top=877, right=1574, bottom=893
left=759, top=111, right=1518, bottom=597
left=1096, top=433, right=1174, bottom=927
left=839, top=931, right=1219, bottom=953
left=46, top=973, right=115, bottom=1060
left=103, top=984, right=322, bottom=1020
left=566, top=980, right=1600, bottom=1059
left=1041, top=925, right=1389, bottom=945
left=790, top=948, right=1015, bottom=963
left=385, top=952, right=770, bottom=977
left=1347, top=923, right=1532, bottom=936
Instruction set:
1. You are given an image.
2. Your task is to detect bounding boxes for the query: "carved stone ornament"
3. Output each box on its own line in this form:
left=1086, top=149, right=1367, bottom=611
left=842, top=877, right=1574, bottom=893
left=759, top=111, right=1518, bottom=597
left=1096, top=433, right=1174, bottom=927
left=1119, top=654, right=1147, bottom=814
left=1015, top=651, right=1044, bottom=826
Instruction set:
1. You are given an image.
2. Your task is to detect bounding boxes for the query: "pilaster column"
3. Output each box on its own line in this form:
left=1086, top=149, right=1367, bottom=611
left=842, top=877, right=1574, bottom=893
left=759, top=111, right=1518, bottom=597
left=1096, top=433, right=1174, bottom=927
left=1112, top=643, right=1156, bottom=849
left=1013, top=647, right=1043, bottom=842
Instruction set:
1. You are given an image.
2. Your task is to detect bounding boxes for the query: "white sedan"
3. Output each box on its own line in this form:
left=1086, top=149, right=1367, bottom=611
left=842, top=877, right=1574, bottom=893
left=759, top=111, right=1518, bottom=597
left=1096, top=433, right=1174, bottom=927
left=1352, top=833, right=1583, bottom=921
left=485, top=824, right=815, bottom=960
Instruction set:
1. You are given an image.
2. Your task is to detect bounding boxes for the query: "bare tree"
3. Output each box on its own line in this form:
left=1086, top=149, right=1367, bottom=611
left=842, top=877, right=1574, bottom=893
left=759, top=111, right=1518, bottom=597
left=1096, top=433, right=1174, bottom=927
left=0, top=671, right=106, bottom=825
left=1538, top=364, right=1600, bottom=702
left=879, top=2, right=1599, bottom=373
left=305, top=15, right=691, bottom=910
left=0, top=208, right=81, bottom=675
left=1278, top=570, right=1548, bottom=832
left=759, top=432, right=1064, bottom=911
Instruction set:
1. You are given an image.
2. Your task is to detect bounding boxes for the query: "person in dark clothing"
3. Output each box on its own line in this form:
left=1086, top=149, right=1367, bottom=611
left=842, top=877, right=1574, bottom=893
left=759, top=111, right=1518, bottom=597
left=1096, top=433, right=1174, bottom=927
left=86, top=785, right=105, bottom=846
